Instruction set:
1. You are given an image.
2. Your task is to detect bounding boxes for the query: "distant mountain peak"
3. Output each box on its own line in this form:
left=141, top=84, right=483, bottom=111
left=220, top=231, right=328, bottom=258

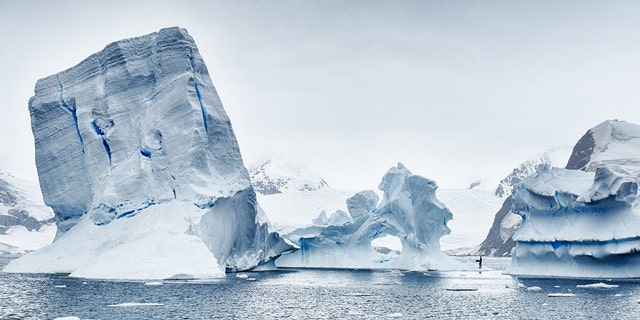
left=494, top=147, right=572, bottom=198
left=249, top=156, right=330, bottom=195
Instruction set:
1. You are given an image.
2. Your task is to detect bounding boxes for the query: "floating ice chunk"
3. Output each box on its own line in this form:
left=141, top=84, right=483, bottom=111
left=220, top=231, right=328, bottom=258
left=614, top=293, right=624, bottom=297
left=54, top=285, right=67, bottom=288
left=576, top=283, right=619, bottom=289
left=144, top=281, right=163, bottom=286
left=517, top=283, right=526, bottom=288
left=446, top=288, right=478, bottom=292
left=526, top=286, right=542, bottom=291
left=107, top=302, right=164, bottom=307
left=236, top=274, right=249, bottom=279
left=246, top=277, right=256, bottom=281
left=548, top=293, right=576, bottom=297
left=386, top=313, right=404, bottom=318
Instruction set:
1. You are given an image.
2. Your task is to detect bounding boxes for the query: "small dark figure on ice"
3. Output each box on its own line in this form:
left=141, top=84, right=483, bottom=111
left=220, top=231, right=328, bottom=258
left=476, top=256, right=482, bottom=269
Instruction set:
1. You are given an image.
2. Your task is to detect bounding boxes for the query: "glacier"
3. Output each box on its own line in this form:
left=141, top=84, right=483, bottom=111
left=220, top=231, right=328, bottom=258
left=507, top=120, right=640, bottom=278
left=3, top=27, right=294, bottom=279
left=276, top=163, right=460, bottom=270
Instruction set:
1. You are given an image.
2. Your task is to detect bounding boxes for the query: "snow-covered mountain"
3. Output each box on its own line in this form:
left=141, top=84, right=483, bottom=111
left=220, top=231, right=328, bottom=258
left=4, top=27, right=294, bottom=279
left=476, top=147, right=572, bottom=256
left=249, top=156, right=329, bottom=195
left=0, top=170, right=55, bottom=254
left=495, top=147, right=572, bottom=198
left=249, top=157, right=354, bottom=228
left=508, top=120, right=640, bottom=278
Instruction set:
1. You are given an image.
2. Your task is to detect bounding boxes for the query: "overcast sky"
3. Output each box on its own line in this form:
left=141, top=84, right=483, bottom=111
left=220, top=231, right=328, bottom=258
left=1, top=1, right=640, bottom=190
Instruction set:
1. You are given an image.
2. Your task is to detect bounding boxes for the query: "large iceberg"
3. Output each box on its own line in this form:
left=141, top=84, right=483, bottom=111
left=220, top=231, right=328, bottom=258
left=3, top=27, right=294, bottom=279
left=276, top=163, right=459, bottom=270
left=507, top=120, right=640, bottom=278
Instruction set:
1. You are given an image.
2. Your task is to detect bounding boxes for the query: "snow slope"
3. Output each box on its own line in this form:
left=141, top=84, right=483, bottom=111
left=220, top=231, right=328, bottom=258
left=4, top=27, right=294, bottom=279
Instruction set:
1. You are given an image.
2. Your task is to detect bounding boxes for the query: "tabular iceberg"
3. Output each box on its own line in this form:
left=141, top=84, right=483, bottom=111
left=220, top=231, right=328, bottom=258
left=276, top=163, right=459, bottom=270
left=3, top=27, right=294, bottom=279
left=507, top=120, right=640, bottom=278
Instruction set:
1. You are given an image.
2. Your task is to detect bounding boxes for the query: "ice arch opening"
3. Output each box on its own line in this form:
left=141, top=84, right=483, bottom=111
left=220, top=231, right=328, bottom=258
left=371, top=234, right=403, bottom=257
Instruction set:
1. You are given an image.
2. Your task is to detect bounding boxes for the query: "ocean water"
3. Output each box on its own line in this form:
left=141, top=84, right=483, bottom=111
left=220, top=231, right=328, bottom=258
left=1, top=256, right=639, bottom=319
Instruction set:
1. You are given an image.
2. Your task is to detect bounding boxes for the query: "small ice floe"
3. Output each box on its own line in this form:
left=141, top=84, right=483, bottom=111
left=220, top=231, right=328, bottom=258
left=446, top=288, right=478, bottom=292
left=107, top=302, right=164, bottom=307
left=236, top=274, right=249, bottom=279
left=554, top=285, right=560, bottom=288
left=541, top=303, right=549, bottom=307
left=346, top=310, right=364, bottom=316
left=386, top=312, right=404, bottom=318
left=576, top=283, right=619, bottom=289
left=246, top=278, right=256, bottom=281
left=548, top=293, right=575, bottom=297
left=54, top=285, right=67, bottom=288
left=53, top=317, right=80, bottom=320
left=517, top=283, right=526, bottom=288
left=526, top=286, right=542, bottom=291
left=614, top=293, right=624, bottom=297
left=144, top=281, right=163, bottom=286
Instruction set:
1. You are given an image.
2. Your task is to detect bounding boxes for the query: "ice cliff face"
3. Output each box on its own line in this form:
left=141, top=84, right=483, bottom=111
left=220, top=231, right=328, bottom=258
left=0, top=170, right=55, bottom=254
left=276, top=163, right=459, bottom=270
left=4, top=27, right=294, bottom=279
left=249, top=157, right=329, bottom=195
left=507, top=120, right=640, bottom=278
left=477, top=147, right=571, bottom=257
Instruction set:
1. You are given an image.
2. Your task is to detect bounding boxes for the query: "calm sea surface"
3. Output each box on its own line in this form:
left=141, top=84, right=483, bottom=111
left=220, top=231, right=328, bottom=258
left=1, top=256, right=639, bottom=319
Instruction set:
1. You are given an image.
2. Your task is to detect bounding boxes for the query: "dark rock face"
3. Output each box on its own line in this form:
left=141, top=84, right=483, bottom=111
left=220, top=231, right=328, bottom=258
left=565, top=130, right=595, bottom=170
left=476, top=196, right=515, bottom=257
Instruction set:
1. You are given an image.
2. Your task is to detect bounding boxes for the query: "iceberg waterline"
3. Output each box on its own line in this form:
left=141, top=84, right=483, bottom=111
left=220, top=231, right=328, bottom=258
left=3, top=27, right=295, bottom=279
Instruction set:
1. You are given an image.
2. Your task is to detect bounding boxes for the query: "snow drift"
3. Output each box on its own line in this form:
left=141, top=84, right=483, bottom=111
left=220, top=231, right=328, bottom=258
left=3, top=27, right=294, bottom=279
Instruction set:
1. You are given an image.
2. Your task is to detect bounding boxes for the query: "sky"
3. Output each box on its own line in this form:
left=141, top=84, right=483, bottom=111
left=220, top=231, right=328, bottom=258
left=1, top=0, right=640, bottom=190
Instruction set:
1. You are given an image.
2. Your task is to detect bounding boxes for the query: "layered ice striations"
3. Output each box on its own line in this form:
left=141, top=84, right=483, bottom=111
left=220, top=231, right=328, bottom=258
left=507, top=120, right=640, bottom=278
left=4, top=27, right=294, bottom=279
left=276, top=163, right=459, bottom=270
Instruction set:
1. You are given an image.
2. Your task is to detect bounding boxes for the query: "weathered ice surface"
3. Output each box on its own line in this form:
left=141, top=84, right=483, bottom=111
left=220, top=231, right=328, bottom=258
left=276, top=163, right=460, bottom=270
left=4, top=27, right=294, bottom=279
left=507, top=120, right=640, bottom=278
